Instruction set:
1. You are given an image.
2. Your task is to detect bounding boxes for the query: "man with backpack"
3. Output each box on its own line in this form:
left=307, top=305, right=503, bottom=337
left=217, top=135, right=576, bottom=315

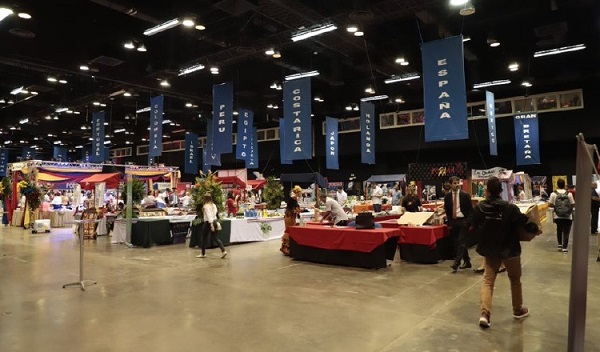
left=549, top=178, right=575, bottom=253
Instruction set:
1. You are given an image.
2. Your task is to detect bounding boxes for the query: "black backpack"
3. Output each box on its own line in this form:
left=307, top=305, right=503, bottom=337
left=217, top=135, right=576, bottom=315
left=554, top=192, right=572, bottom=218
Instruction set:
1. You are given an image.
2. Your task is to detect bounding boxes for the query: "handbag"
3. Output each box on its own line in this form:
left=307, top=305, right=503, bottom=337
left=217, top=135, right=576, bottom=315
left=214, top=220, right=222, bottom=232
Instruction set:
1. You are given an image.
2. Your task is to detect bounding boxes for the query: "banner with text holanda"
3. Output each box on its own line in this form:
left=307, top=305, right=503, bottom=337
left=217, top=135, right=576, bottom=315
left=360, top=102, right=375, bottom=165
left=283, top=77, right=312, bottom=160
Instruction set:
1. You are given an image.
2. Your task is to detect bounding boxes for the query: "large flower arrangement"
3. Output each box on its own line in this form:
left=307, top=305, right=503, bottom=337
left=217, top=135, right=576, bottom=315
left=191, top=171, right=224, bottom=224
left=18, top=180, right=42, bottom=211
left=0, top=177, right=12, bottom=201
left=262, top=176, right=284, bottom=210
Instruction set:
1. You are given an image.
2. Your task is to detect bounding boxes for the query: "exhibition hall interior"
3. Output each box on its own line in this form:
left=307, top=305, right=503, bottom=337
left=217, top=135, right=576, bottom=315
left=1, top=0, right=600, bottom=351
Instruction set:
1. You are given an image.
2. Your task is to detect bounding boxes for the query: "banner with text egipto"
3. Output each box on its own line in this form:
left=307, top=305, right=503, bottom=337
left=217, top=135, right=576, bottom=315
left=325, top=116, right=339, bottom=170
left=212, top=82, right=233, bottom=154
left=360, top=101, right=375, bottom=165
left=236, top=109, right=253, bottom=162
left=421, top=35, right=468, bottom=142
left=149, top=95, right=163, bottom=157
left=514, top=113, right=540, bottom=165
left=283, top=77, right=312, bottom=160
left=184, top=133, right=199, bottom=175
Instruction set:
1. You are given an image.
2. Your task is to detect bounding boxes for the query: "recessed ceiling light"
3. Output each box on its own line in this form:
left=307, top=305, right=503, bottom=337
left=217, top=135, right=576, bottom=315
left=45, top=115, right=51, bottom=120
left=400, top=61, right=409, bottom=66
left=136, top=45, right=147, bottom=52
left=508, top=63, right=519, bottom=71
left=272, top=51, right=281, bottom=59
left=195, top=24, right=206, bottom=31
left=462, top=36, right=471, bottom=42
left=521, top=81, right=532, bottom=87
left=100, top=103, right=106, bottom=107
left=53, top=116, right=59, bottom=120
left=47, top=77, right=57, bottom=82
left=395, top=57, right=405, bottom=63
left=450, top=0, right=468, bottom=5
left=123, top=41, right=135, bottom=49
left=185, top=102, right=193, bottom=107
left=160, top=80, right=170, bottom=87
left=354, top=31, right=364, bottom=37
left=182, top=19, right=195, bottom=27
left=210, top=67, right=219, bottom=74
left=490, top=42, right=500, bottom=47
left=395, top=98, right=405, bottom=103
left=93, top=101, right=100, bottom=106
left=30, top=91, right=37, bottom=95
left=17, top=12, right=31, bottom=19
left=265, top=48, right=275, bottom=55
left=58, top=79, right=67, bottom=84
left=80, top=65, right=89, bottom=71
left=346, top=25, right=358, bottom=33
left=123, top=92, right=132, bottom=97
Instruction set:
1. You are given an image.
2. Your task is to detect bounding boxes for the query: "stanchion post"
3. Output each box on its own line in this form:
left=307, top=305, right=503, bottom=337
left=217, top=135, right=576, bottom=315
left=62, top=219, right=98, bottom=291
left=126, top=174, right=133, bottom=244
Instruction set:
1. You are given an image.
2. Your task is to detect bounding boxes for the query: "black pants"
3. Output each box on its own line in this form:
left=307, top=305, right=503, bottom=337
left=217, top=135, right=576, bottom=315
left=449, top=218, right=470, bottom=264
left=592, top=207, right=599, bottom=233
left=335, top=220, right=348, bottom=226
left=200, top=221, right=225, bottom=255
left=555, top=218, right=572, bottom=249
left=373, top=204, right=382, bottom=212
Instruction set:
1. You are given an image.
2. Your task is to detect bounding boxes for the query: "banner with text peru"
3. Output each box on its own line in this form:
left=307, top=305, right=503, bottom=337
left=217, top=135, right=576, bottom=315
left=149, top=95, right=163, bottom=157
left=0, top=149, right=7, bottom=177
left=246, top=127, right=258, bottom=169
left=212, top=82, right=233, bottom=154
left=283, top=77, right=312, bottom=160
left=514, top=113, right=540, bottom=165
left=279, top=118, right=292, bottom=164
left=91, top=111, right=105, bottom=163
left=236, top=109, right=253, bottom=162
left=421, top=35, right=468, bottom=142
left=184, top=133, right=199, bottom=175
left=205, top=118, right=221, bottom=166
left=486, top=91, right=498, bottom=155
left=53, top=146, right=68, bottom=162
left=325, top=116, right=339, bottom=170
left=360, top=102, right=375, bottom=165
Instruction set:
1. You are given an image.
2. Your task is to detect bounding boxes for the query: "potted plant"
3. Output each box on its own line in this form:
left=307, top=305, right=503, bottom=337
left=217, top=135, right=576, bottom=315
left=191, top=171, right=224, bottom=223
left=262, top=176, right=284, bottom=210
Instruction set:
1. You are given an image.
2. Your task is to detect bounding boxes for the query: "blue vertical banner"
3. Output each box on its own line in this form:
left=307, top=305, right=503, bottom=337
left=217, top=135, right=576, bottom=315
left=212, top=82, right=233, bottom=154
left=283, top=77, right=312, bottom=160
left=279, top=118, right=292, bottom=164
left=421, top=35, right=468, bottom=142
left=325, top=116, right=339, bottom=170
left=22, top=147, right=35, bottom=160
left=236, top=109, right=253, bottom=161
left=202, top=148, right=211, bottom=175
left=82, top=147, right=91, bottom=163
left=53, top=146, right=68, bottom=161
left=486, top=91, right=498, bottom=156
left=0, top=149, right=7, bottom=177
left=91, top=111, right=105, bottom=163
left=205, top=118, right=221, bottom=166
left=360, top=102, right=375, bottom=165
left=514, top=113, right=541, bottom=165
left=246, top=128, right=258, bottom=169
left=104, top=146, right=111, bottom=161
left=149, top=95, right=164, bottom=157
left=184, top=133, right=199, bottom=175
left=148, top=154, right=154, bottom=166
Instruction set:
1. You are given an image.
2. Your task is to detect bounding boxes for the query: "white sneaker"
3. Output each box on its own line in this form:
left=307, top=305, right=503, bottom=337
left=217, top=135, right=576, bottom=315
left=562, top=248, right=568, bottom=253
left=196, top=254, right=206, bottom=258
left=221, top=251, right=228, bottom=259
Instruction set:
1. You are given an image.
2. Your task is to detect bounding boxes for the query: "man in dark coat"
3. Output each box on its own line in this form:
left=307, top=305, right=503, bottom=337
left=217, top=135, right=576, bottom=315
left=444, top=176, right=473, bottom=272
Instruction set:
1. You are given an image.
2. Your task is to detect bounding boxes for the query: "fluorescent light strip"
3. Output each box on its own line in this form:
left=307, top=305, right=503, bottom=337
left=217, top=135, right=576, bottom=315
left=533, top=44, right=586, bottom=58
left=473, top=80, right=511, bottom=89
left=291, top=23, right=337, bottom=42
left=144, top=18, right=180, bottom=36
left=178, top=63, right=205, bottom=76
left=136, top=107, right=151, bottom=113
left=361, top=95, right=389, bottom=102
left=284, top=70, right=320, bottom=81
left=384, top=74, right=421, bottom=84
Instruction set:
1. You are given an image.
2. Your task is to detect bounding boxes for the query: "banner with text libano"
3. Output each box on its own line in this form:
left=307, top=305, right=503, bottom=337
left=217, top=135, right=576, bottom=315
left=486, top=91, right=497, bottom=156
left=326, top=116, right=339, bottom=170
left=408, top=162, right=468, bottom=180
left=246, top=127, right=258, bottom=169
left=53, top=146, right=68, bottom=162
left=279, top=118, right=292, bottom=164
left=149, top=95, right=164, bottom=157
left=0, top=149, right=7, bottom=177
left=513, top=113, right=540, bottom=165
left=283, top=77, right=312, bottom=160
left=360, top=101, right=375, bottom=164
left=421, top=35, right=468, bottom=142
left=212, top=82, right=233, bottom=154
left=236, top=109, right=253, bottom=162
left=22, top=146, right=35, bottom=160
left=184, top=133, right=199, bottom=175
left=205, top=118, right=221, bottom=166
left=91, top=111, right=105, bottom=163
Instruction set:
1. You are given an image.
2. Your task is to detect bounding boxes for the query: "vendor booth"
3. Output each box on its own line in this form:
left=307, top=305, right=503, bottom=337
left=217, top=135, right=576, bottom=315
left=470, top=167, right=516, bottom=202
left=280, top=172, right=328, bottom=206
left=408, top=162, right=468, bottom=200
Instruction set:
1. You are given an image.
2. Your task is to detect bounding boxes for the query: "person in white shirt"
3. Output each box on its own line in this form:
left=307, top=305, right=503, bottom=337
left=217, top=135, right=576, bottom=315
left=371, top=183, right=383, bottom=212
left=181, top=191, right=192, bottom=208
left=548, top=178, right=575, bottom=253
left=50, top=192, right=63, bottom=209
left=318, top=194, right=349, bottom=226
left=141, top=191, right=156, bottom=208
left=336, top=188, right=348, bottom=206
left=196, top=193, right=228, bottom=259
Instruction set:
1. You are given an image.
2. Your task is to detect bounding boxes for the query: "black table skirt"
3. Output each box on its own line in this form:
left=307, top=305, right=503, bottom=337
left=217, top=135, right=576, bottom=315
left=398, top=235, right=455, bottom=264
left=289, top=237, right=397, bottom=269
left=188, top=221, right=231, bottom=248
left=130, top=219, right=173, bottom=248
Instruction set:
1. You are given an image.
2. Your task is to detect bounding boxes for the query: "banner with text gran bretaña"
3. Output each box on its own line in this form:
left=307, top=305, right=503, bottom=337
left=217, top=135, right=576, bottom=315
left=212, top=82, right=233, bottom=154
left=486, top=91, right=498, bottom=156
left=283, top=77, right=312, bottom=160
left=184, top=133, right=199, bottom=175
left=236, top=109, right=253, bottom=162
left=91, top=111, right=105, bottom=163
left=514, top=113, right=541, bottom=165
left=325, top=116, right=339, bottom=170
left=279, top=118, right=292, bottom=164
left=360, top=101, right=375, bottom=165
left=421, top=35, right=468, bottom=142
left=149, top=95, right=164, bottom=157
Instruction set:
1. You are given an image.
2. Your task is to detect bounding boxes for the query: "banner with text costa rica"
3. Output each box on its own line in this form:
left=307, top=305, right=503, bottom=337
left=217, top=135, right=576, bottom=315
left=149, top=95, right=163, bottom=157
left=22, top=147, right=35, bottom=160
left=279, top=118, right=292, bottom=164
left=246, top=128, right=258, bottom=169
left=236, top=109, right=253, bottom=162
left=514, top=113, right=540, bottom=165
left=91, top=111, right=105, bottom=163
left=486, top=91, right=498, bottom=155
left=325, top=116, right=339, bottom=170
left=283, top=77, right=312, bottom=160
left=0, top=149, right=7, bottom=177
left=212, top=82, right=233, bottom=154
left=421, top=35, right=468, bottom=142
left=53, top=146, right=68, bottom=161
left=184, top=133, right=199, bottom=175
left=205, top=118, right=221, bottom=166
left=360, top=102, right=375, bottom=165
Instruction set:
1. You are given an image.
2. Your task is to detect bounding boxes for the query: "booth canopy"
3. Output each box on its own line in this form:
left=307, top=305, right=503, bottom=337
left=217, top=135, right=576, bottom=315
left=248, top=179, right=267, bottom=189
left=79, top=173, right=121, bottom=190
left=280, top=173, right=328, bottom=188
left=216, top=176, right=246, bottom=188
left=366, top=174, right=406, bottom=183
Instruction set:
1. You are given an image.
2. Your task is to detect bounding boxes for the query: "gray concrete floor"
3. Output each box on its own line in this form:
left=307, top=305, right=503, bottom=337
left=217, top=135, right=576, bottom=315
left=1, top=219, right=599, bottom=352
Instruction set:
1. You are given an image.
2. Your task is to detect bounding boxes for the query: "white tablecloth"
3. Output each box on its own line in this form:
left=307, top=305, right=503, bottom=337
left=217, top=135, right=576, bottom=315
left=229, top=217, right=285, bottom=243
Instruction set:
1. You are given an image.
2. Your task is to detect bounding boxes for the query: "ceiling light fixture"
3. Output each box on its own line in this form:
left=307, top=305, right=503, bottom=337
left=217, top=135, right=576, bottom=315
left=185, top=103, right=193, bottom=108
left=384, top=73, right=421, bottom=84
left=272, top=51, right=281, bottom=59
left=462, top=36, right=471, bottom=42
left=160, top=80, right=170, bottom=87
left=58, top=79, right=67, bottom=84
left=80, top=65, right=89, bottom=71
left=47, top=77, right=57, bottom=82
left=178, top=63, right=205, bottom=76
left=487, top=38, right=500, bottom=47
left=354, top=31, right=364, bottom=37
left=265, top=48, right=275, bottom=55
left=346, top=25, right=358, bottom=33
left=136, top=45, right=147, bottom=52
left=364, top=87, right=375, bottom=94
left=195, top=24, right=206, bottom=31
left=473, top=79, right=511, bottom=89
left=0, top=7, right=13, bottom=22
left=143, top=18, right=180, bottom=36
left=123, top=41, right=135, bottom=49
left=508, top=63, right=519, bottom=71
left=459, top=1, right=475, bottom=16
left=10, top=86, right=24, bottom=95
left=182, top=18, right=195, bottom=27
left=55, top=107, right=68, bottom=113
left=18, top=12, right=31, bottom=19
left=449, top=0, right=468, bottom=5
left=361, top=95, right=389, bottom=102
left=533, top=44, right=586, bottom=58
left=210, top=67, right=219, bottom=75
left=123, top=92, right=132, bottom=97
left=284, top=70, right=319, bottom=81
left=395, top=98, right=405, bottom=103
left=291, top=22, right=337, bottom=42
left=521, top=81, right=532, bottom=87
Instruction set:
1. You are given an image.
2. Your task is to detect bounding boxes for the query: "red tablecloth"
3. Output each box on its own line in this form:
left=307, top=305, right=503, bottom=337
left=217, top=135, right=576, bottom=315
left=287, top=224, right=400, bottom=253
left=378, top=220, right=448, bottom=248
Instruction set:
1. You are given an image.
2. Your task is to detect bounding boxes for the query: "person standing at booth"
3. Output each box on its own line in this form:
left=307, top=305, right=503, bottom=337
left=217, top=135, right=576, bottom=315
left=444, top=176, right=474, bottom=272
left=371, top=183, right=383, bottom=212
left=196, top=193, right=227, bottom=259
left=280, top=186, right=302, bottom=256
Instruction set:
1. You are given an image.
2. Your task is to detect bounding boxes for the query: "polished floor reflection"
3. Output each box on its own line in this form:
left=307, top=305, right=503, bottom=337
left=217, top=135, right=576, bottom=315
left=0, top=218, right=599, bottom=352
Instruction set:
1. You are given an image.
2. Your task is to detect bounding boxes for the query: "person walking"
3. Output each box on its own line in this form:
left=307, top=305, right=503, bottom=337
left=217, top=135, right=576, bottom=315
left=591, top=182, right=600, bottom=234
left=196, top=193, right=228, bottom=259
left=549, top=178, right=575, bottom=253
left=472, top=176, right=529, bottom=328
left=444, top=176, right=473, bottom=272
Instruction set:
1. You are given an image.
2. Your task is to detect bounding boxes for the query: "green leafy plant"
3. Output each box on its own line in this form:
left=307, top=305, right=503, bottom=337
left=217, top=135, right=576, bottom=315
left=18, top=179, right=42, bottom=211
left=120, top=177, right=145, bottom=205
left=260, top=222, right=272, bottom=235
left=0, top=177, right=12, bottom=201
left=191, top=171, right=224, bottom=223
left=262, top=176, right=284, bottom=210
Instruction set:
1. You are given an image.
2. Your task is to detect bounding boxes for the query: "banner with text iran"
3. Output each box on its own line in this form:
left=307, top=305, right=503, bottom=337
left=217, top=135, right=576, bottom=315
left=283, top=77, right=312, bottom=160
left=421, top=35, right=468, bottom=142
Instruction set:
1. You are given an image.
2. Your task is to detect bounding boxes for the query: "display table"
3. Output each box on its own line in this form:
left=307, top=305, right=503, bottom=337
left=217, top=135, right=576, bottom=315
left=287, top=224, right=400, bottom=269
left=49, top=210, right=75, bottom=228
left=130, top=218, right=173, bottom=248
left=11, top=209, right=23, bottom=226
left=229, top=217, right=285, bottom=243
left=189, top=220, right=231, bottom=248
left=379, top=220, right=452, bottom=264
left=353, top=204, right=392, bottom=213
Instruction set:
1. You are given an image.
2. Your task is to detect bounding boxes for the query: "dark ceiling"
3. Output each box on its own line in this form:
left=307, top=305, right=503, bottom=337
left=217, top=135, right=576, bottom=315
left=0, top=0, right=598, bottom=157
